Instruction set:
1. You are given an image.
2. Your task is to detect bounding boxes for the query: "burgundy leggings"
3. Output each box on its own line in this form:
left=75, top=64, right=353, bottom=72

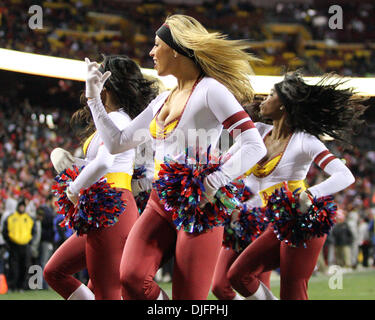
left=212, top=247, right=271, bottom=300
left=119, top=189, right=223, bottom=300
left=228, top=224, right=326, bottom=300
left=43, top=189, right=138, bottom=300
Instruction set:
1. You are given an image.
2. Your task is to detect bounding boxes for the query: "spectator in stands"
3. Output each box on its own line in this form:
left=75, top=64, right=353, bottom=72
left=0, top=198, right=18, bottom=236
left=346, top=202, right=360, bottom=268
left=53, top=214, right=73, bottom=251
left=331, top=210, right=354, bottom=268
left=0, top=197, right=18, bottom=286
left=2, top=199, right=35, bottom=291
left=0, top=200, right=7, bottom=284
left=31, top=208, right=42, bottom=266
left=358, top=216, right=371, bottom=267
left=324, top=232, right=336, bottom=267
left=38, top=196, right=55, bottom=278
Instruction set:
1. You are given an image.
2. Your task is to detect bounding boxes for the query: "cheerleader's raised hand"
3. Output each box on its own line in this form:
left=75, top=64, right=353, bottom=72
left=85, top=58, right=111, bottom=99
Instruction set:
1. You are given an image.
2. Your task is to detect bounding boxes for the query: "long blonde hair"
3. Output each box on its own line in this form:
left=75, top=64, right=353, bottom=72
left=165, top=14, right=260, bottom=104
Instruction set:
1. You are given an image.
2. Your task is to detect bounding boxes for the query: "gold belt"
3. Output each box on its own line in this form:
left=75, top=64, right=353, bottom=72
left=104, top=172, right=132, bottom=191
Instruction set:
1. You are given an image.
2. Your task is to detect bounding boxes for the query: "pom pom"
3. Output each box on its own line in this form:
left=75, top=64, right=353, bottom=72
left=153, top=147, right=251, bottom=233
left=265, top=182, right=337, bottom=248
left=223, top=179, right=253, bottom=203
left=52, top=166, right=127, bottom=236
left=51, top=166, right=81, bottom=228
left=223, top=205, right=268, bottom=252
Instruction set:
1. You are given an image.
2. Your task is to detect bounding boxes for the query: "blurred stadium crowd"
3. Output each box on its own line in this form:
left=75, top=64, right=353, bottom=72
left=1, top=0, right=375, bottom=76
left=0, top=0, right=375, bottom=292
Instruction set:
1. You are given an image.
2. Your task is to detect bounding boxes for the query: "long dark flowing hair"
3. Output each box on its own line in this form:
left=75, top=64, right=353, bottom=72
left=273, top=71, right=369, bottom=148
left=71, top=54, right=158, bottom=143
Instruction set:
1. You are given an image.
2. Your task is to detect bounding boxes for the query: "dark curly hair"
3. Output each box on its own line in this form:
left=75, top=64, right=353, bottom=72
left=273, top=71, right=368, bottom=148
left=71, top=54, right=158, bottom=142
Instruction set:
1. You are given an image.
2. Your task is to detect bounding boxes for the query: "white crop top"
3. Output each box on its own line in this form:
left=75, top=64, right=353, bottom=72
left=244, top=122, right=355, bottom=199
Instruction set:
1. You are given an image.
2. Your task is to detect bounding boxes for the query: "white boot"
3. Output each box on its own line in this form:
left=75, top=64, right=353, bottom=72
left=232, top=293, right=244, bottom=300
left=156, top=288, right=170, bottom=300
left=67, top=284, right=95, bottom=300
left=245, top=281, right=278, bottom=300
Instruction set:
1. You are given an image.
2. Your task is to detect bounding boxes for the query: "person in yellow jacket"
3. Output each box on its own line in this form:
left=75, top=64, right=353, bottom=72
left=2, top=199, right=35, bottom=292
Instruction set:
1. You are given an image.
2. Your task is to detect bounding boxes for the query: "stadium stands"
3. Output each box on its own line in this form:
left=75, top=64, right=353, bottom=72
left=1, top=0, right=374, bottom=76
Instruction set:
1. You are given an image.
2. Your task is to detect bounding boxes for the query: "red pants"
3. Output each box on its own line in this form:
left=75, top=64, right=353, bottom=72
left=120, top=189, right=223, bottom=300
left=228, top=224, right=326, bottom=300
left=212, top=247, right=271, bottom=300
left=43, top=189, right=138, bottom=300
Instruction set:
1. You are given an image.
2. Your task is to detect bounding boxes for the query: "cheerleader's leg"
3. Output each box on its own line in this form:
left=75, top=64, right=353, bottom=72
left=86, top=190, right=139, bottom=300
left=120, top=199, right=177, bottom=300
left=43, top=234, right=88, bottom=299
left=172, top=226, right=223, bottom=300
left=212, top=247, right=273, bottom=300
left=212, top=247, right=240, bottom=300
left=228, top=225, right=280, bottom=299
left=279, top=235, right=326, bottom=300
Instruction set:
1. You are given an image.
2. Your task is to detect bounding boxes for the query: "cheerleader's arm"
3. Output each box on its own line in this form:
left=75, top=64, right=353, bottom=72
left=302, top=135, right=355, bottom=198
left=87, top=97, right=155, bottom=154
left=68, top=144, right=115, bottom=195
left=308, top=157, right=355, bottom=199
left=204, top=80, right=266, bottom=190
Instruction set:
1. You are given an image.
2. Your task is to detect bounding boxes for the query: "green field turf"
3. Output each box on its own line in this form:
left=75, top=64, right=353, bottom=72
left=0, top=269, right=374, bottom=300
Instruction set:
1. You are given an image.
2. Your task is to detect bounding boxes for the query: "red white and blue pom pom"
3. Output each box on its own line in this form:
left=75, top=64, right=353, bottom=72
left=52, top=166, right=80, bottom=229
left=153, top=147, right=250, bottom=233
left=225, top=179, right=253, bottom=203
left=223, top=205, right=268, bottom=252
left=52, top=166, right=127, bottom=236
left=265, top=182, right=337, bottom=248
